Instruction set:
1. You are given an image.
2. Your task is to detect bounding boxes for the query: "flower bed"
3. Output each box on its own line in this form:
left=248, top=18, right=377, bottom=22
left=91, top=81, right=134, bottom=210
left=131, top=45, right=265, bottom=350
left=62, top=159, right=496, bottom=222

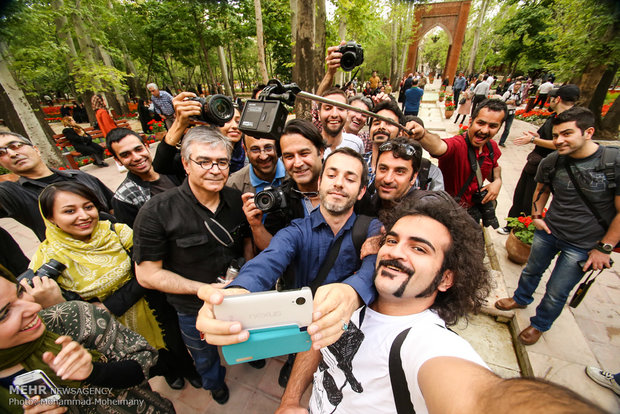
left=515, top=108, right=553, bottom=123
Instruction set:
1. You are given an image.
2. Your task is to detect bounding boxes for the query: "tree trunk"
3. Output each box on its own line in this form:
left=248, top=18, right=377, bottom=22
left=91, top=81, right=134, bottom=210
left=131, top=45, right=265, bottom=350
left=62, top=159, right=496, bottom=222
left=390, top=13, right=398, bottom=88
left=217, top=46, right=232, bottom=96
left=294, top=0, right=315, bottom=120
left=335, top=19, right=346, bottom=87
left=600, top=94, right=620, bottom=140
left=467, top=0, right=490, bottom=75
left=97, top=45, right=128, bottom=114
left=254, top=0, right=270, bottom=84
left=314, top=0, right=326, bottom=88
left=0, top=44, right=65, bottom=167
left=226, top=43, right=236, bottom=98
left=193, top=8, right=218, bottom=94
left=290, top=0, right=298, bottom=64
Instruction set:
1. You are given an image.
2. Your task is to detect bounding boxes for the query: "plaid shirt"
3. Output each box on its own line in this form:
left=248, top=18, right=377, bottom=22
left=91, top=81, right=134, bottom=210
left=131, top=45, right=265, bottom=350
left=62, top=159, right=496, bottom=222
left=151, top=91, right=175, bottom=116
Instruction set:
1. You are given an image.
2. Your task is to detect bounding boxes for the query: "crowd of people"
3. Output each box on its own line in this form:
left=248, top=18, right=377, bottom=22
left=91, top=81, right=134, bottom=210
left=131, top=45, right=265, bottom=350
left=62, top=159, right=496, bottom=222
left=0, top=43, right=617, bottom=413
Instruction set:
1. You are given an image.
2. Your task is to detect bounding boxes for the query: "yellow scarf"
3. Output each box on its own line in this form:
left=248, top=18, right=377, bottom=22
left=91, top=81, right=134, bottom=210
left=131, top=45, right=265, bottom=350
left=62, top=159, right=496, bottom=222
left=30, top=218, right=165, bottom=350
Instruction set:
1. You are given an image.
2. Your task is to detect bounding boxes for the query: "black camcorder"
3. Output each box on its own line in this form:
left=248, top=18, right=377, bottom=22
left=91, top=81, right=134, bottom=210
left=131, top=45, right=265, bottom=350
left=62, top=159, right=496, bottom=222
left=468, top=190, right=499, bottom=229
left=188, top=95, right=235, bottom=127
left=239, top=80, right=300, bottom=141
left=338, top=42, right=364, bottom=72
left=255, top=186, right=287, bottom=213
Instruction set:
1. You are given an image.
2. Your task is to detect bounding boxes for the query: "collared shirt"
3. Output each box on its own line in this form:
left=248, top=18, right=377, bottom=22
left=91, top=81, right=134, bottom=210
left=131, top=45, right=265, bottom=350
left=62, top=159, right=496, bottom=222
left=473, top=82, right=490, bottom=96
left=363, top=151, right=375, bottom=184
left=453, top=76, right=467, bottom=91
left=133, top=180, right=249, bottom=314
left=151, top=91, right=175, bottom=116
left=404, top=87, right=424, bottom=113
left=0, top=169, right=113, bottom=241
left=226, top=161, right=286, bottom=195
left=438, top=133, right=501, bottom=208
left=231, top=208, right=381, bottom=305
left=323, top=133, right=365, bottom=159
left=249, top=159, right=286, bottom=193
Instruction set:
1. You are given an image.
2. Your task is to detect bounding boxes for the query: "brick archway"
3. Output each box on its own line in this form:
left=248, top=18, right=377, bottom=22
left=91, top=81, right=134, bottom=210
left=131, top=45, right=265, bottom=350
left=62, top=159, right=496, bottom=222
left=406, top=1, right=471, bottom=86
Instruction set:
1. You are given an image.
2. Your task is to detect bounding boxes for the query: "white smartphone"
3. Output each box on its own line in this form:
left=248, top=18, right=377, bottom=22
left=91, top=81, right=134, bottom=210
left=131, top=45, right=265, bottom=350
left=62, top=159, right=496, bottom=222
left=214, top=287, right=313, bottom=330
left=12, top=369, right=61, bottom=403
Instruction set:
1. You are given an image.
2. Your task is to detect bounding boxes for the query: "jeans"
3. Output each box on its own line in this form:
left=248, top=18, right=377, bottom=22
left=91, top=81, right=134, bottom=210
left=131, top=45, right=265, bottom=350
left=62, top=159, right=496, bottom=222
left=404, top=110, right=419, bottom=116
left=513, top=230, right=589, bottom=332
left=498, top=112, right=515, bottom=145
left=453, top=89, right=462, bottom=110
left=178, top=313, right=226, bottom=390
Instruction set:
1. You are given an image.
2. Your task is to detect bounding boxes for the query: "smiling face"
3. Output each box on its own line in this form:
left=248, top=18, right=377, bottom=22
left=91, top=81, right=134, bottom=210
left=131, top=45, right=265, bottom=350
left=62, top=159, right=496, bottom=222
left=374, top=151, right=417, bottom=202
left=467, top=108, right=504, bottom=148
left=344, top=100, right=370, bottom=135
left=48, top=191, right=100, bottom=241
left=183, top=142, right=230, bottom=194
left=243, top=135, right=278, bottom=181
left=369, top=109, right=400, bottom=144
left=319, top=152, right=365, bottom=216
left=219, top=108, right=242, bottom=143
left=280, top=133, right=323, bottom=189
left=0, top=278, right=45, bottom=349
left=0, top=135, right=43, bottom=175
left=374, top=215, right=453, bottom=303
left=110, top=135, right=153, bottom=176
left=552, top=121, right=593, bottom=157
left=319, top=94, right=348, bottom=137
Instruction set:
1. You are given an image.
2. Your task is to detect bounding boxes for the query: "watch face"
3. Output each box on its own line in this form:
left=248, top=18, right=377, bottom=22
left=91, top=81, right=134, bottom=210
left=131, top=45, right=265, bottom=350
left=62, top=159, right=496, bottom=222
left=603, top=244, right=614, bottom=252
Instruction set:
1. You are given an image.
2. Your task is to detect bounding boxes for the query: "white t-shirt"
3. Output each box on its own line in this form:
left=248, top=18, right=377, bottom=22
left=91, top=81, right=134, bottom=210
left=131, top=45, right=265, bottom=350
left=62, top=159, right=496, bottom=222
left=309, top=307, right=488, bottom=414
left=323, top=132, right=365, bottom=158
left=538, top=81, right=554, bottom=94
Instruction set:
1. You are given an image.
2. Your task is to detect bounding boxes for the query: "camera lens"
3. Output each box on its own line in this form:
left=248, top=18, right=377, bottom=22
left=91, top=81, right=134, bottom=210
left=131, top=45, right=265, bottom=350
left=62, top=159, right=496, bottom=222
left=255, top=192, right=275, bottom=211
left=296, top=297, right=306, bottom=305
left=206, top=95, right=234, bottom=124
left=341, top=52, right=356, bottom=71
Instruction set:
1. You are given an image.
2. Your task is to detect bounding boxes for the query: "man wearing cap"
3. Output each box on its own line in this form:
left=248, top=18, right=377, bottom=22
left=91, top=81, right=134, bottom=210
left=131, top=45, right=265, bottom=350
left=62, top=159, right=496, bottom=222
left=497, top=84, right=580, bottom=235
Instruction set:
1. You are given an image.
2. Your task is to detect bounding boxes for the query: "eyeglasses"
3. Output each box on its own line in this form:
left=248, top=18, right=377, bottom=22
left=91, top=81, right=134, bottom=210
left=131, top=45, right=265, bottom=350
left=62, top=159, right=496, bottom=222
left=0, top=141, right=32, bottom=157
left=189, top=158, right=230, bottom=171
left=248, top=145, right=275, bottom=156
left=379, top=142, right=417, bottom=159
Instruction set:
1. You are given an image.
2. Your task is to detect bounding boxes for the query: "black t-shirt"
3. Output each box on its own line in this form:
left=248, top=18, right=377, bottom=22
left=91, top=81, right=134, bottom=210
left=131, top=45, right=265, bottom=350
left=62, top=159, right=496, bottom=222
left=149, top=174, right=176, bottom=196
left=532, top=114, right=556, bottom=158
left=133, top=181, right=249, bottom=314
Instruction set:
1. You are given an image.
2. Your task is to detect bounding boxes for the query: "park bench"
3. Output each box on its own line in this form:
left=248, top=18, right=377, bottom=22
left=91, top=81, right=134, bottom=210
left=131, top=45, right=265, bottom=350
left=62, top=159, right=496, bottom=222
left=52, top=120, right=139, bottom=169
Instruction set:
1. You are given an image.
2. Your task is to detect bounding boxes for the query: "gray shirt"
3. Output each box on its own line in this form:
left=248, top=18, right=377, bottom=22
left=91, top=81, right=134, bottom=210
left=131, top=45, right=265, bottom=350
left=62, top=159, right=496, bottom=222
left=536, top=146, right=620, bottom=249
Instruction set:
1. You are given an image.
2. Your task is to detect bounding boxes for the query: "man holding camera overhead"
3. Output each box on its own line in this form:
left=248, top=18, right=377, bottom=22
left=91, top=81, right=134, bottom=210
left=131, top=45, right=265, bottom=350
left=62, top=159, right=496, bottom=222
left=409, top=99, right=506, bottom=228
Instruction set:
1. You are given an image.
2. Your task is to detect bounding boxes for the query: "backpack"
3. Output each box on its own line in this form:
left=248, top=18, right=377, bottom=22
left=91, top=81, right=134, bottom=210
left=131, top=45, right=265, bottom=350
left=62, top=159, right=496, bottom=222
left=417, top=158, right=431, bottom=190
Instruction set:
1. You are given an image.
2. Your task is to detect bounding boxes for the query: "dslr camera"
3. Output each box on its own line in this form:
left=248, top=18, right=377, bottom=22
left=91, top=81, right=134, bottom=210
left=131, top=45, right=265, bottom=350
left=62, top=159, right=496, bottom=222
left=468, top=190, right=499, bottom=229
left=18, top=259, right=82, bottom=301
left=338, top=41, right=364, bottom=72
left=188, top=95, right=235, bottom=127
left=255, top=186, right=287, bottom=213
left=239, top=80, right=300, bottom=140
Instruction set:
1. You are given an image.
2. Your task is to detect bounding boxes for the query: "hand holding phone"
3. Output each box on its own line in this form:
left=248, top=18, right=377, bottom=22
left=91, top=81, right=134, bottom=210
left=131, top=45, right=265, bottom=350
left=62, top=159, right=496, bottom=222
left=13, top=370, right=61, bottom=404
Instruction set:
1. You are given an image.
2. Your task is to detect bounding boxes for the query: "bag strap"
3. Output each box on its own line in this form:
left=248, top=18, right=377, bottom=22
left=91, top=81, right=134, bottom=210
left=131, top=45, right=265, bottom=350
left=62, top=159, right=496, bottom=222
left=417, top=158, right=431, bottom=190
left=389, top=328, right=416, bottom=414
left=310, top=215, right=370, bottom=294
left=456, top=137, right=487, bottom=201
left=177, top=187, right=236, bottom=247
left=564, top=162, right=610, bottom=231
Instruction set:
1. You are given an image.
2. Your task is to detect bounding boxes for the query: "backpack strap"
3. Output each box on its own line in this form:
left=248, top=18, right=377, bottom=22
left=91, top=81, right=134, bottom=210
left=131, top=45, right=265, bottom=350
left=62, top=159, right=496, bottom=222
left=389, top=328, right=416, bottom=414
left=599, top=146, right=619, bottom=190
left=417, top=158, right=431, bottom=190
left=352, top=215, right=373, bottom=257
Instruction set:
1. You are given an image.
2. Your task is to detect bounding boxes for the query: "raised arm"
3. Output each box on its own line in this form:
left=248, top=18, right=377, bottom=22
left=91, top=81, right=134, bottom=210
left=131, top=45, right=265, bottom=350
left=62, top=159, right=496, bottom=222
left=316, top=41, right=346, bottom=97
left=406, top=120, right=447, bottom=157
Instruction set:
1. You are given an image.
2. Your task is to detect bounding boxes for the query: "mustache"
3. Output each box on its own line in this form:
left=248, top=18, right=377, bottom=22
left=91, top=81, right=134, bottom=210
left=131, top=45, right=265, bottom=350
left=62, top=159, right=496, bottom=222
left=373, top=129, right=390, bottom=137
left=377, top=259, right=414, bottom=277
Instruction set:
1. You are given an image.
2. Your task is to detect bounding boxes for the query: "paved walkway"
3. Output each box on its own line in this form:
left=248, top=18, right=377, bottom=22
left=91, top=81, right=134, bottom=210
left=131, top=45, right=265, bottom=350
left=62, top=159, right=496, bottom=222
left=2, top=83, right=619, bottom=412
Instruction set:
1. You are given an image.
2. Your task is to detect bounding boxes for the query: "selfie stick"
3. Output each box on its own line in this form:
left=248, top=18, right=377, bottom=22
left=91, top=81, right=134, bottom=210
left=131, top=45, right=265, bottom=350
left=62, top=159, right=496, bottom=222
left=296, top=91, right=414, bottom=136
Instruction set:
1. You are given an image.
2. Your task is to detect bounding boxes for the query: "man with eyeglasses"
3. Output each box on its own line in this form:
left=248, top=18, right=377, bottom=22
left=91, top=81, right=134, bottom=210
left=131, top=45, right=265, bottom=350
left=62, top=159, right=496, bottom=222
left=0, top=132, right=114, bottom=241
left=226, top=134, right=286, bottom=195
left=133, top=126, right=254, bottom=405
left=498, top=80, right=523, bottom=147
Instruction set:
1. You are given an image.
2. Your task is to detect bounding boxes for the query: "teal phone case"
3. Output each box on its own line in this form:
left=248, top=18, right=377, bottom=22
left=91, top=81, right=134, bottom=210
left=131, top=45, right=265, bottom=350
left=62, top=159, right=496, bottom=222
left=221, top=324, right=311, bottom=365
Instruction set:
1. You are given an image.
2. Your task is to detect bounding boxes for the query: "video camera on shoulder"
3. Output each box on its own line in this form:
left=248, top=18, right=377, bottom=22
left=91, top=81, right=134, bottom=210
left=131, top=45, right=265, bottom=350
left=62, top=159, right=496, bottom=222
left=239, top=80, right=300, bottom=140
left=187, top=94, right=235, bottom=127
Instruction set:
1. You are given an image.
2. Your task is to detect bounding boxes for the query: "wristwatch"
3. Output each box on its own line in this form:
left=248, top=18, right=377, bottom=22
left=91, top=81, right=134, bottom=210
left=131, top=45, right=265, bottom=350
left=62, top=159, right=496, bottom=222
left=596, top=241, right=613, bottom=254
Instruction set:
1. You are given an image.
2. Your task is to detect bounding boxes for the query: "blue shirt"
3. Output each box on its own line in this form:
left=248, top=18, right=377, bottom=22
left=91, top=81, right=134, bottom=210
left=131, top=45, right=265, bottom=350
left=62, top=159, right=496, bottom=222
left=231, top=208, right=381, bottom=305
left=454, top=76, right=467, bottom=91
left=151, top=91, right=175, bottom=116
left=404, top=87, right=424, bottom=113
left=249, top=159, right=286, bottom=194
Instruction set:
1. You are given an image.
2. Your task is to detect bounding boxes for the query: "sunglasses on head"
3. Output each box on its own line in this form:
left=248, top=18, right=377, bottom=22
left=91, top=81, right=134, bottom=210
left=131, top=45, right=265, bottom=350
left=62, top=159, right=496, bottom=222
left=379, top=142, right=417, bottom=159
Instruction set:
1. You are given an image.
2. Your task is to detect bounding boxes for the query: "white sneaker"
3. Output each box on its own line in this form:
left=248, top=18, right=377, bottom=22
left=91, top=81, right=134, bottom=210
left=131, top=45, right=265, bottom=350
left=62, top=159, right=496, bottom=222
left=585, top=366, right=620, bottom=395
left=496, top=226, right=510, bottom=235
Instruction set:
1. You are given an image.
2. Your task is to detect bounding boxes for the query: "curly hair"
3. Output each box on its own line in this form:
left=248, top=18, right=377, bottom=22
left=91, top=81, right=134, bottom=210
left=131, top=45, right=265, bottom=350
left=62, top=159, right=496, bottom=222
left=379, top=190, right=491, bottom=325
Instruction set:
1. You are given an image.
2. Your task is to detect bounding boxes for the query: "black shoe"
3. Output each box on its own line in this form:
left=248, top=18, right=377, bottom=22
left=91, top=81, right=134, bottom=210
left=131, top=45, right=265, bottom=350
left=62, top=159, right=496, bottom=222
left=248, top=359, right=266, bottom=369
left=211, top=383, right=229, bottom=405
left=164, top=375, right=185, bottom=390
left=278, top=359, right=293, bottom=388
left=186, top=374, right=202, bottom=388
left=499, top=143, right=506, bottom=147
left=95, top=161, right=109, bottom=167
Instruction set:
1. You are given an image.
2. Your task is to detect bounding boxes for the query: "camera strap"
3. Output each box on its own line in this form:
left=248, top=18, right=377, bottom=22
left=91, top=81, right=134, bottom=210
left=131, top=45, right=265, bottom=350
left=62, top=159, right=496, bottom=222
left=179, top=187, right=236, bottom=248
left=455, top=136, right=491, bottom=202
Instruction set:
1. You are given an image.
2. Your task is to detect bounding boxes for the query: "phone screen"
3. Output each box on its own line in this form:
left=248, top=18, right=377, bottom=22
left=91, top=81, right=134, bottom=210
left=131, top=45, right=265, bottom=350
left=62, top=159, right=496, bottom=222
left=13, top=371, right=60, bottom=400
